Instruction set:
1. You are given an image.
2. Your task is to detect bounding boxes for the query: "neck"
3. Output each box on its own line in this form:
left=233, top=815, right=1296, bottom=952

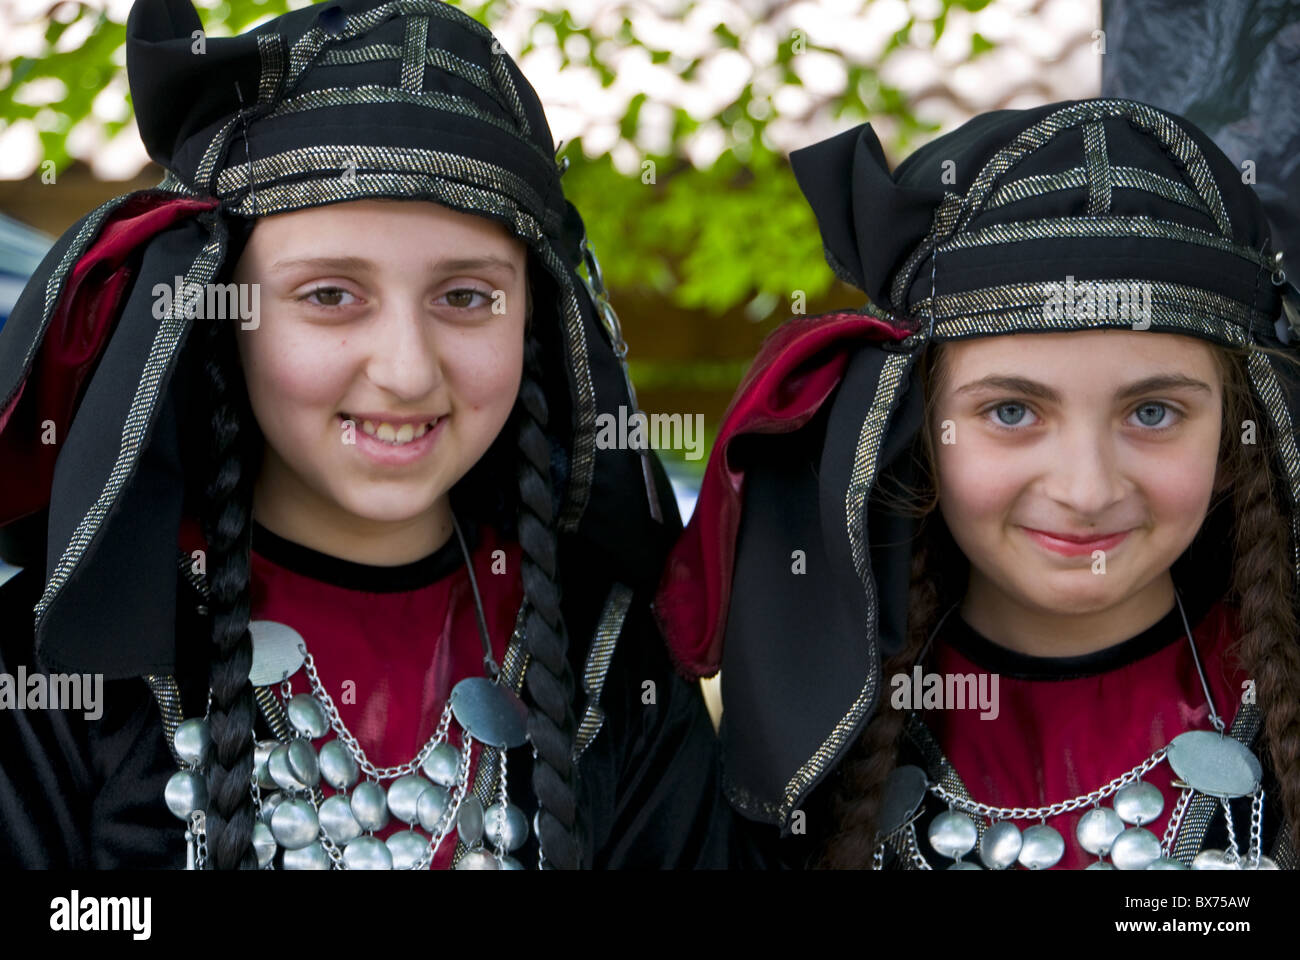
left=250, top=448, right=454, bottom=566
left=959, top=568, right=1177, bottom=658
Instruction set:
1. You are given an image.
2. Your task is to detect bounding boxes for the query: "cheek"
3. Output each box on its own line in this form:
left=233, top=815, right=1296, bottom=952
left=446, top=328, right=524, bottom=414
left=239, top=326, right=351, bottom=428
left=934, top=430, right=1022, bottom=522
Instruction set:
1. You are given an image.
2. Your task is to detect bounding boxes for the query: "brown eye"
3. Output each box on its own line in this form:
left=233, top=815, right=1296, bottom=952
left=301, top=286, right=353, bottom=308
left=442, top=288, right=490, bottom=309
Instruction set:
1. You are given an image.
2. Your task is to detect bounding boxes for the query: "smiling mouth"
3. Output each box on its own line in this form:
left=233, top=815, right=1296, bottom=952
left=338, top=412, right=442, bottom=446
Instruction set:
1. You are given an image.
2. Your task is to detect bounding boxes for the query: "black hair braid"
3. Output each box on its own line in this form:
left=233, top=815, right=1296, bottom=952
left=514, top=330, right=582, bottom=869
left=200, top=308, right=260, bottom=870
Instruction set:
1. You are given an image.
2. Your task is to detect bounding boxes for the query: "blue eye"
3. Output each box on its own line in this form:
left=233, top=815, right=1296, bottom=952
left=1133, top=402, right=1170, bottom=427
left=989, top=402, right=1033, bottom=428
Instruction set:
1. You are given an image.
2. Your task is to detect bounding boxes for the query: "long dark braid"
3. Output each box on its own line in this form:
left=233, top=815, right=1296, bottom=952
left=514, top=329, right=583, bottom=868
left=200, top=292, right=261, bottom=870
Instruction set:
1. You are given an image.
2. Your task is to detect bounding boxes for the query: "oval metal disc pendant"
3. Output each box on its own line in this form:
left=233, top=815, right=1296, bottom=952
left=253, top=740, right=279, bottom=789
left=319, top=795, right=363, bottom=845
left=1167, top=731, right=1262, bottom=799
left=1192, top=849, right=1239, bottom=870
left=282, top=842, right=330, bottom=870
left=350, top=781, right=389, bottom=832
left=979, top=821, right=1022, bottom=870
left=252, top=821, right=276, bottom=868
left=270, top=799, right=319, bottom=850
left=948, top=861, right=982, bottom=870
left=1110, top=826, right=1161, bottom=870
left=164, top=770, right=207, bottom=821
left=388, top=775, right=433, bottom=825
left=387, top=830, right=428, bottom=870
left=421, top=743, right=460, bottom=787
left=455, top=849, right=500, bottom=870
left=1018, top=824, right=1065, bottom=869
left=1147, top=857, right=1189, bottom=870
left=174, top=718, right=211, bottom=767
left=450, top=678, right=529, bottom=749
left=268, top=744, right=306, bottom=792
left=485, top=802, right=529, bottom=852
left=248, top=620, right=307, bottom=687
left=928, top=811, right=977, bottom=859
left=417, top=785, right=451, bottom=833
left=318, top=740, right=359, bottom=791
left=1113, top=781, right=1164, bottom=826
left=287, top=738, right=321, bottom=788
left=343, top=835, right=393, bottom=870
left=458, top=795, right=485, bottom=846
left=878, top=766, right=929, bottom=838
left=287, top=694, right=329, bottom=739
left=258, top=791, right=284, bottom=825
left=1076, top=807, right=1125, bottom=856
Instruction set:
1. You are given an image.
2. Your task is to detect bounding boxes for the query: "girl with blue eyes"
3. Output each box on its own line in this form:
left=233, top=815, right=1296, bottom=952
left=656, top=98, right=1300, bottom=870
left=0, top=0, right=732, bottom=870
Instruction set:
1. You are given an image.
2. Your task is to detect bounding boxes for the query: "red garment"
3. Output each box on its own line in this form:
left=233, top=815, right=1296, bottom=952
left=179, top=514, right=523, bottom=869
left=923, top=598, right=1247, bottom=869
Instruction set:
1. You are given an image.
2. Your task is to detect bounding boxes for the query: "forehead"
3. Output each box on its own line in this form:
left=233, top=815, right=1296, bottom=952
left=938, top=330, right=1220, bottom=386
left=248, top=199, right=525, bottom=256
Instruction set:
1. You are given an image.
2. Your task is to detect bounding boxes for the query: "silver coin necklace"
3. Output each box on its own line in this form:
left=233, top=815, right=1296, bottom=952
left=877, top=587, right=1274, bottom=870
left=164, top=511, right=535, bottom=869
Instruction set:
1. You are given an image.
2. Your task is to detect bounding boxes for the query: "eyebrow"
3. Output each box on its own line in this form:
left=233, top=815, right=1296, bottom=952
left=952, top=373, right=1214, bottom=403
left=269, top=255, right=518, bottom=276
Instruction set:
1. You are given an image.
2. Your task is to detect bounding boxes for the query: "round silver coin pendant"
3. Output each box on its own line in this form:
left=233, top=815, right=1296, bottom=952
left=283, top=842, right=330, bottom=870
left=258, top=791, right=284, bottom=825
left=417, top=785, right=451, bottom=833
left=318, top=739, right=359, bottom=791
left=287, top=694, right=329, bottom=739
left=948, top=861, right=982, bottom=870
left=1085, top=861, right=1116, bottom=870
left=1110, top=827, right=1161, bottom=870
left=253, top=739, right=279, bottom=789
left=1167, top=731, right=1262, bottom=799
left=1192, top=849, right=1240, bottom=870
left=387, top=830, right=428, bottom=870
left=928, top=810, right=978, bottom=860
left=484, top=802, right=529, bottom=852
left=979, top=820, right=1022, bottom=870
left=1147, top=857, right=1189, bottom=870
left=286, top=738, right=321, bottom=788
left=350, top=781, right=389, bottom=832
left=248, top=620, right=307, bottom=687
left=173, top=718, right=211, bottom=767
left=1076, top=807, right=1125, bottom=856
left=1113, top=781, right=1163, bottom=826
left=1018, top=824, right=1065, bottom=870
left=270, top=799, right=320, bottom=850
left=318, top=794, right=363, bottom=845
left=458, top=795, right=485, bottom=846
left=164, top=770, right=207, bottom=821
left=450, top=678, right=530, bottom=749
left=252, top=821, right=277, bottom=869
left=267, top=744, right=305, bottom=792
left=387, top=775, right=434, bottom=825
left=343, top=835, right=393, bottom=870
left=455, top=849, right=500, bottom=870
left=421, top=742, right=460, bottom=787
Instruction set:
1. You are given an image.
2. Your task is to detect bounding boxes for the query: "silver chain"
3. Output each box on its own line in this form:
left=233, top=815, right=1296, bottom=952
left=1248, top=786, right=1264, bottom=867
left=930, top=746, right=1168, bottom=822
left=1221, top=797, right=1241, bottom=864
left=1161, top=785, right=1195, bottom=854
left=298, top=645, right=455, bottom=781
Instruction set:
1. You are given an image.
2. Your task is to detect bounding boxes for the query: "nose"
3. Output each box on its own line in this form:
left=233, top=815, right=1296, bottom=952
left=1040, top=419, right=1128, bottom=517
left=364, top=296, right=443, bottom=399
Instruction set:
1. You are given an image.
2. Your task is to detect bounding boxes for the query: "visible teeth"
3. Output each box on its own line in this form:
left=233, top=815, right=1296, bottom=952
left=345, top=414, right=438, bottom=445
